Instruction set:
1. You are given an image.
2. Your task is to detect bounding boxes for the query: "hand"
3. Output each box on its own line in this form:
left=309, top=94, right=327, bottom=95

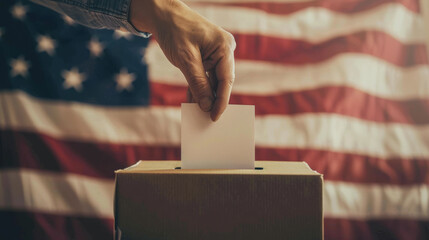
left=130, top=0, right=236, bottom=121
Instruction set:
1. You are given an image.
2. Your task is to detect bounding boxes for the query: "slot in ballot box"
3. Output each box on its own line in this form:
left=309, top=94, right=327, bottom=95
left=114, top=161, right=323, bottom=240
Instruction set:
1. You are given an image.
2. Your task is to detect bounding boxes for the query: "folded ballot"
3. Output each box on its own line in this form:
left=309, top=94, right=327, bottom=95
left=181, top=103, right=255, bottom=169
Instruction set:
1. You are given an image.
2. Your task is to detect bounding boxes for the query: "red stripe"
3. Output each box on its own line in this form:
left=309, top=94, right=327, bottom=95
left=231, top=31, right=428, bottom=67
left=193, top=0, right=420, bottom=15
left=150, top=83, right=429, bottom=125
left=256, top=147, right=429, bottom=185
left=325, top=218, right=429, bottom=240
left=2, top=130, right=428, bottom=185
left=0, top=210, right=113, bottom=240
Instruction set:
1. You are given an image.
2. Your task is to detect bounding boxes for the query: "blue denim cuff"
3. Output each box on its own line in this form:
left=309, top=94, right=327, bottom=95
left=31, top=0, right=151, bottom=38
left=90, top=0, right=152, bottom=38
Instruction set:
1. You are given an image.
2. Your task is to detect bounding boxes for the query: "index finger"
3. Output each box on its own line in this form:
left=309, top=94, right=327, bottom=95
left=210, top=52, right=235, bottom=121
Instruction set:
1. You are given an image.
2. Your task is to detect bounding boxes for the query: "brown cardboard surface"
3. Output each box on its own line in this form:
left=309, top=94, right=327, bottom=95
left=116, top=160, right=320, bottom=175
left=114, top=161, right=323, bottom=240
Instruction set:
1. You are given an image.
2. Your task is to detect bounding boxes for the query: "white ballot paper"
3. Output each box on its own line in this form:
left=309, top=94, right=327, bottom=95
left=181, top=103, right=255, bottom=169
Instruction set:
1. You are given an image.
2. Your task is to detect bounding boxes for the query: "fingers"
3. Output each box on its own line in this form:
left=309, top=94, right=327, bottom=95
left=186, top=87, right=198, bottom=103
left=186, top=87, right=193, bottom=102
left=179, top=49, right=214, bottom=112
left=210, top=52, right=235, bottom=121
left=173, top=31, right=235, bottom=121
left=207, top=69, right=218, bottom=94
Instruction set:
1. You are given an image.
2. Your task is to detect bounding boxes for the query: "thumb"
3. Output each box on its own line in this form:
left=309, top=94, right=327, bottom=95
left=178, top=52, right=214, bottom=112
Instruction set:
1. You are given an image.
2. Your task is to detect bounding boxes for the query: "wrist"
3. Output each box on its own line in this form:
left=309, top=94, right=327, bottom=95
left=129, top=0, right=176, bottom=38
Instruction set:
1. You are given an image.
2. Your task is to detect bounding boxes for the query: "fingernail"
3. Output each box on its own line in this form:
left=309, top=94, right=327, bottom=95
left=199, top=97, right=213, bottom=112
left=212, top=113, right=220, bottom=122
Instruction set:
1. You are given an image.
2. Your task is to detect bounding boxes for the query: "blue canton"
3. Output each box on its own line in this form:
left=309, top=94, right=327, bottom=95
left=0, top=0, right=151, bottom=106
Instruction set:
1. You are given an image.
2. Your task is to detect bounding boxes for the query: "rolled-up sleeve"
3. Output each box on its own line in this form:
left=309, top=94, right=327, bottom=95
left=31, top=0, right=151, bottom=37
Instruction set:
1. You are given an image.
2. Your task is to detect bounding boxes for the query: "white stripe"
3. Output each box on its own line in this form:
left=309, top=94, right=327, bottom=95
left=324, top=181, right=429, bottom=219
left=146, top=42, right=429, bottom=100
left=0, top=169, right=113, bottom=218
left=1, top=169, right=428, bottom=219
left=255, top=114, right=429, bottom=159
left=0, top=91, right=181, bottom=145
left=1, top=91, right=429, bottom=159
left=187, top=3, right=425, bottom=44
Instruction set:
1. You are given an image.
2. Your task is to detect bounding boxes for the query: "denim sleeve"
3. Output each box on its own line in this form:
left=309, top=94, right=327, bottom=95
left=30, top=0, right=151, bottom=37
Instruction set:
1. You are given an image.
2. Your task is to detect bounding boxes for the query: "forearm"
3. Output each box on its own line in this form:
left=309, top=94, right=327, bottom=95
left=30, top=0, right=150, bottom=37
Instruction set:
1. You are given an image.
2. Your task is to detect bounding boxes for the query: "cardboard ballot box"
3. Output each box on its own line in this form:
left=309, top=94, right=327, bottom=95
left=114, top=161, right=323, bottom=240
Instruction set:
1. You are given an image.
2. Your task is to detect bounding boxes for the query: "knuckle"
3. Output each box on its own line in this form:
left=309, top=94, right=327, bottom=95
left=215, top=30, right=236, bottom=53
left=189, top=76, right=211, bottom=97
left=226, top=77, right=234, bottom=87
left=219, top=76, right=234, bottom=88
left=178, top=48, right=198, bottom=65
left=222, top=32, right=236, bottom=51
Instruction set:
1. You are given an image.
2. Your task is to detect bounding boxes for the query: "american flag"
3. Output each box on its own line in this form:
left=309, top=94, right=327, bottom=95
left=1, top=0, right=429, bottom=239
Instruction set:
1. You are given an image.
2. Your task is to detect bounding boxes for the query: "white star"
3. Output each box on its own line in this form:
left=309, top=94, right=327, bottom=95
left=113, top=29, right=132, bottom=40
left=62, top=15, right=75, bottom=25
left=11, top=3, right=28, bottom=20
left=115, top=68, right=136, bottom=92
left=10, top=56, right=30, bottom=78
left=62, top=68, right=86, bottom=91
left=37, top=35, right=57, bottom=56
left=140, top=47, right=147, bottom=64
left=87, top=37, right=104, bottom=57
